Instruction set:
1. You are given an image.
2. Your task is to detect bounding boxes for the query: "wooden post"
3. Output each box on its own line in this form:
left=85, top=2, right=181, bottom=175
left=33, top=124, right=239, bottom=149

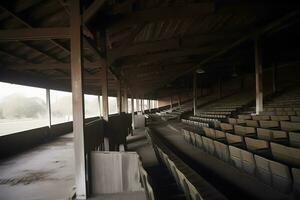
left=193, top=72, right=197, bottom=116
left=255, top=37, right=263, bottom=114
left=70, top=0, right=87, bottom=198
left=131, top=97, right=135, bottom=130
left=124, top=89, right=128, bottom=113
left=117, top=81, right=122, bottom=113
left=46, top=89, right=51, bottom=128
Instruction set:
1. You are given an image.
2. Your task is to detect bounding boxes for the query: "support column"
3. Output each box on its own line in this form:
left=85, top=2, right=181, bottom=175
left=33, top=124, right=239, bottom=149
left=148, top=99, right=151, bottom=112
left=102, top=64, right=109, bottom=151
left=117, top=81, right=122, bottom=113
left=141, top=99, right=143, bottom=113
left=70, top=0, right=87, bottom=198
left=136, top=98, right=140, bottom=112
left=124, top=89, right=128, bottom=113
left=46, top=89, right=51, bottom=128
left=255, top=37, right=263, bottom=114
left=170, top=96, right=173, bottom=109
left=98, top=96, right=102, bottom=117
left=272, top=63, right=277, bottom=94
left=131, top=97, right=135, bottom=130
left=193, top=72, right=197, bottom=116
left=177, top=94, right=181, bottom=108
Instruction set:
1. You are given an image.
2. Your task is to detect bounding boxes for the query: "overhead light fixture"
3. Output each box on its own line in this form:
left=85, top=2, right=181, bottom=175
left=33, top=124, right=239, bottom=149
left=196, top=68, right=205, bottom=74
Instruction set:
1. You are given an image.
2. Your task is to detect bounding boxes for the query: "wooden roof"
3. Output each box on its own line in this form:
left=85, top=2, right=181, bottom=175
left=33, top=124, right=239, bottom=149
left=0, top=1, right=299, bottom=98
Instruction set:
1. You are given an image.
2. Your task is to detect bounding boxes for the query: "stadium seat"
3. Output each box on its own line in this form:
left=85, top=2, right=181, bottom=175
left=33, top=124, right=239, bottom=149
left=271, top=142, right=300, bottom=167
left=202, top=136, right=215, bottom=155
left=259, top=120, right=280, bottom=129
left=292, top=168, right=300, bottom=198
left=225, top=132, right=245, bottom=148
left=215, top=130, right=226, bottom=142
left=281, top=121, right=300, bottom=132
left=234, top=125, right=256, bottom=137
left=245, top=120, right=259, bottom=128
left=291, top=116, right=300, bottom=122
left=213, top=140, right=230, bottom=162
left=229, top=145, right=255, bottom=175
left=195, top=134, right=203, bottom=149
left=220, top=123, right=234, bottom=132
left=289, top=132, right=300, bottom=148
left=254, top=155, right=292, bottom=193
left=238, top=115, right=252, bottom=120
left=257, top=128, right=288, bottom=143
left=271, top=115, right=290, bottom=121
left=245, top=137, right=270, bottom=157
left=252, top=115, right=270, bottom=121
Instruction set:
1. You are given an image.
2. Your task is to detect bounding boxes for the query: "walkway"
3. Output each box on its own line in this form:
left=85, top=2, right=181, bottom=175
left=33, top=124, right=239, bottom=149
left=0, top=133, right=75, bottom=200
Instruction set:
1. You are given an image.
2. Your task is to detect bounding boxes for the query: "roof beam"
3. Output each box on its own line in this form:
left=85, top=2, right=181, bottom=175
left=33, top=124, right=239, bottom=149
left=0, top=28, right=70, bottom=41
left=83, top=0, right=107, bottom=23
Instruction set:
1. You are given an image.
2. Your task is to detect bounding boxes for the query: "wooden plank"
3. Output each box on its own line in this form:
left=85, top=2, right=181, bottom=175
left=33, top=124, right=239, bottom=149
left=0, top=27, right=70, bottom=41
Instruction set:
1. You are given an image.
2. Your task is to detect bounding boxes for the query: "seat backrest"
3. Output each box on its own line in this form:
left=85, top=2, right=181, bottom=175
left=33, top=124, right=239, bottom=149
left=225, top=132, right=244, bottom=145
left=238, top=115, right=252, bottom=120
left=271, top=115, right=290, bottom=121
left=271, top=142, right=300, bottom=168
left=252, top=115, right=270, bottom=121
left=289, top=132, right=300, bottom=148
left=245, top=137, right=270, bottom=152
left=186, top=178, right=203, bottom=200
left=203, top=127, right=216, bottom=139
left=259, top=120, right=279, bottom=129
left=195, top=134, right=203, bottom=149
left=234, top=125, right=256, bottom=136
left=213, top=140, right=230, bottom=162
left=254, top=155, right=292, bottom=193
left=291, top=116, right=300, bottom=122
left=245, top=120, right=259, bottom=128
left=215, top=130, right=226, bottom=141
left=220, top=123, right=233, bottom=132
left=292, top=168, right=300, bottom=198
left=228, top=118, right=237, bottom=125
left=229, top=145, right=255, bottom=175
left=202, top=136, right=215, bottom=155
left=281, top=121, right=300, bottom=132
left=190, top=131, right=196, bottom=146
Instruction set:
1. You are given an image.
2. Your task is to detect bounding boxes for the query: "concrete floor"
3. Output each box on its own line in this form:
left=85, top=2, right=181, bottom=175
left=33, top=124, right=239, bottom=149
left=0, top=133, right=75, bottom=200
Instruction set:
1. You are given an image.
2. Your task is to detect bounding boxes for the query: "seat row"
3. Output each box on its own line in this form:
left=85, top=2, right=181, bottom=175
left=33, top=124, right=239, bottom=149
left=182, top=129, right=300, bottom=196
left=196, top=113, right=227, bottom=119
left=139, top=161, right=155, bottom=200
left=238, top=114, right=300, bottom=122
left=156, top=147, right=203, bottom=200
left=189, top=116, right=220, bottom=128
left=181, top=119, right=209, bottom=129
left=220, top=122, right=300, bottom=146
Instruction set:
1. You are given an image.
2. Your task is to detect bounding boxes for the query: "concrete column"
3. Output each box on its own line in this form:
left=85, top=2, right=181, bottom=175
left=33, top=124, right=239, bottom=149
left=141, top=99, right=143, bottom=113
left=255, top=37, right=263, bottom=114
left=117, top=81, right=122, bottom=113
left=46, top=89, right=51, bottom=128
left=131, top=97, right=135, bottom=130
left=193, top=72, right=197, bottom=116
left=101, top=62, right=109, bottom=151
left=272, top=63, right=277, bottom=94
left=148, top=99, right=151, bottom=112
left=70, top=0, right=87, bottom=198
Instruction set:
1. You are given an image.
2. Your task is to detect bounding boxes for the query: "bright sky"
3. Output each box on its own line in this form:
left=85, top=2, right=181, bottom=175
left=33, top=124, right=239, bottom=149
left=0, top=82, right=46, bottom=101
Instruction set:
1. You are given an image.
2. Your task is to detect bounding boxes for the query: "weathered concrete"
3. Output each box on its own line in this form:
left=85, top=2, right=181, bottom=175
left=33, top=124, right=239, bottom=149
left=0, top=133, right=75, bottom=200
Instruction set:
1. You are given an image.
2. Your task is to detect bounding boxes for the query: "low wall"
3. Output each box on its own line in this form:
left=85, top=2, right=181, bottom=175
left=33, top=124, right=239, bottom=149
left=0, top=116, right=99, bottom=159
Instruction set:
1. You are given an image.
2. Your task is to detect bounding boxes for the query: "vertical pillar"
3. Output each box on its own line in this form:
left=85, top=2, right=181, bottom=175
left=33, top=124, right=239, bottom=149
left=117, top=81, right=122, bottom=113
left=170, top=96, right=173, bottom=109
left=102, top=65, right=109, bottom=151
left=98, top=96, right=102, bottom=117
left=141, top=99, right=143, bottom=113
left=136, top=98, right=140, bottom=112
left=124, top=89, right=128, bottom=113
left=177, top=94, right=181, bottom=108
left=255, top=37, right=263, bottom=114
left=148, top=99, right=151, bottom=112
left=46, top=89, right=51, bottom=128
left=272, top=63, right=277, bottom=94
left=131, top=97, right=135, bottom=130
left=70, top=0, right=87, bottom=198
left=193, top=72, right=197, bottom=116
